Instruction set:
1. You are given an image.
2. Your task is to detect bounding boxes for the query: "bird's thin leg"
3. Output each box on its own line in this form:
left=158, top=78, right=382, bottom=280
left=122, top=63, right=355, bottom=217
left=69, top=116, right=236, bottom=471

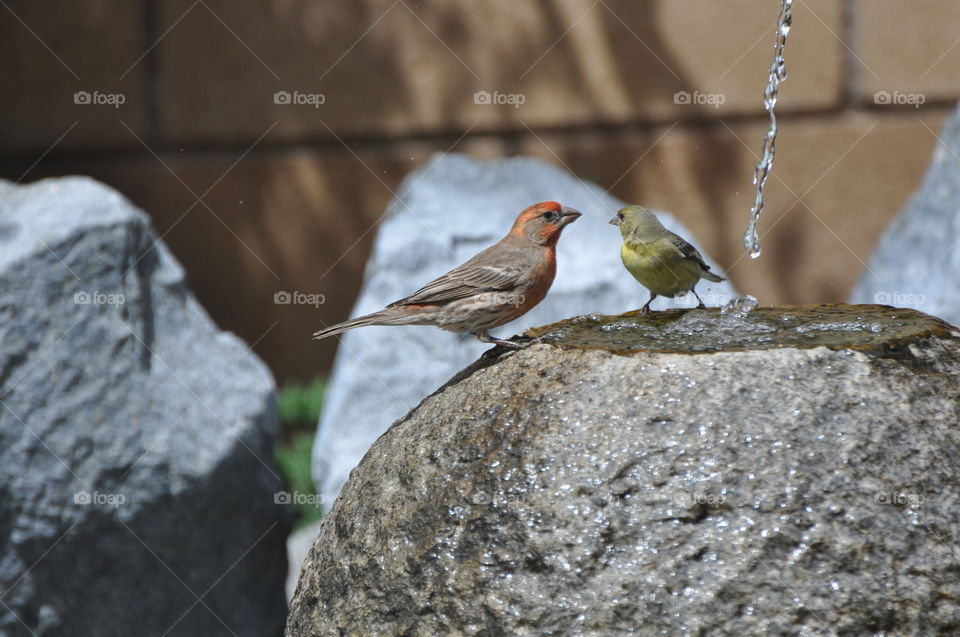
left=641, top=293, right=657, bottom=314
left=475, top=331, right=527, bottom=349
left=692, top=287, right=706, bottom=309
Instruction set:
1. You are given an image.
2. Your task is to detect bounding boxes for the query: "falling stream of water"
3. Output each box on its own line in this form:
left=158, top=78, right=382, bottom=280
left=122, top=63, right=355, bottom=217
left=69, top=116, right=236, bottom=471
left=743, top=0, right=793, bottom=259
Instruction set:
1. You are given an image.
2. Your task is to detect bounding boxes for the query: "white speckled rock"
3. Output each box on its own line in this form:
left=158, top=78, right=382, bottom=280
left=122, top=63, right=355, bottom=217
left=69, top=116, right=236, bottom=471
left=313, top=154, right=736, bottom=502
left=0, top=177, right=290, bottom=637
left=851, top=102, right=960, bottom=324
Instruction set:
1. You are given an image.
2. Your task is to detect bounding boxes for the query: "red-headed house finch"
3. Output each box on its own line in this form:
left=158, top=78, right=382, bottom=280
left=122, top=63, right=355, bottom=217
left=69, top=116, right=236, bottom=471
left=313, top=201, right=581, bottom=348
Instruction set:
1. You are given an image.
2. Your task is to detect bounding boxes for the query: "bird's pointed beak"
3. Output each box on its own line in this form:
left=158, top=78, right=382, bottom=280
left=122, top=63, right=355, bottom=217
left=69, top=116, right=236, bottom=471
left=608, top=216, right=620, bottom=226
left=559, top=206, right=582, bottom=227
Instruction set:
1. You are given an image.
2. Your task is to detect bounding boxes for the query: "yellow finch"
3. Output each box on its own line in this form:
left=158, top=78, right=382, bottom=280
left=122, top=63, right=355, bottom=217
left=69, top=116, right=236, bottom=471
left=610, top=205, right=725, bottom=313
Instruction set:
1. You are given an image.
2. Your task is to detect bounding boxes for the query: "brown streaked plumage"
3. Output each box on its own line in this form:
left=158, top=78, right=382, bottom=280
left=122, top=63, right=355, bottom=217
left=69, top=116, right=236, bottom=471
left=313, top=201, right=581, bottom=348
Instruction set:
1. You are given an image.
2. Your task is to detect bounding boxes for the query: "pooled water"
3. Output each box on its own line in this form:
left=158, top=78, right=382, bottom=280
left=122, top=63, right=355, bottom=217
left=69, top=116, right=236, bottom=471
left=743, top=0, right=793, bottom=259
left=528, top=305, right=951, bottom=354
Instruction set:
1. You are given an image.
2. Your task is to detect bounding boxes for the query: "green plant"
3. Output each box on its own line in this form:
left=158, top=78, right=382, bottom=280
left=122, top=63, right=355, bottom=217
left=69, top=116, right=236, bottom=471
left=276, top=377, right=326, bottom=529
left=276, top=431, right=323, bottom=528
left=277, top=377, right=326, bottom=431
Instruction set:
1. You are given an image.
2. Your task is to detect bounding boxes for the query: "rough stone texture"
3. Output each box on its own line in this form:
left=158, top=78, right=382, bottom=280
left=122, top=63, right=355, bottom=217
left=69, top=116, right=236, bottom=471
left=286, top=520, right=323, bottom=601
left=851, top=104, right=960, bottom=325
left=312, top=153, right=737, bottom=503
left=289, top=305, right=960, bottom=636
left=155, top=0, right=842, bottom=144
left=0, top=178, right=290, bottom=636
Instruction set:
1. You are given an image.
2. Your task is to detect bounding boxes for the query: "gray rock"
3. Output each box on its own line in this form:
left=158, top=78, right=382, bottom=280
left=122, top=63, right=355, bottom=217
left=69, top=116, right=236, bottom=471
left=313, top=153, right=736, bottom=502
left=850, top=102, right=960, bottom=323
left=286, top=520, right=323, bottom=601
left=0, top=178, right=290, bottom=636
left=289, top=305, right=960, bottom=636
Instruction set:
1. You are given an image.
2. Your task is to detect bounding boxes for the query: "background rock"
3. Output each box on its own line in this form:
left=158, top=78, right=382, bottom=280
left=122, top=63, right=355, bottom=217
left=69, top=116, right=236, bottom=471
left=285, top=520, right=323, bottom=602
left=312, top=153, right=736, bottom=502
left=850, top=102, right=960, bottom=324
left=290, top=305, right=960, bottom=636
left=0, top=178, right=290, bottom=636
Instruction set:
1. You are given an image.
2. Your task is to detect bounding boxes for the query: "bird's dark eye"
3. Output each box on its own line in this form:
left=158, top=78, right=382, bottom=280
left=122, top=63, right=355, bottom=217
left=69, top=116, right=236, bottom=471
left=544, top=210, right=559, bottom=222
left=617, top=212, right=624, bottom=220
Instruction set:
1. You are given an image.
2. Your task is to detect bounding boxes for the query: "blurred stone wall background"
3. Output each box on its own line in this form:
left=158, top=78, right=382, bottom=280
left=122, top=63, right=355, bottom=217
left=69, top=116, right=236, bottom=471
left=2, top=0, right=957, bottom=383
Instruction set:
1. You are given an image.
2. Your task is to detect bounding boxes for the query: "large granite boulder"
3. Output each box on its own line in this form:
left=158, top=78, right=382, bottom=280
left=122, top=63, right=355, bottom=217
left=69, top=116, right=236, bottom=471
left=313, top=153, right=736, bottom=502
left=0, top=178, right=290, bottom=636
left=289, top=305, right=960, bottom=636
left=850, top=102, right=960, bottom=324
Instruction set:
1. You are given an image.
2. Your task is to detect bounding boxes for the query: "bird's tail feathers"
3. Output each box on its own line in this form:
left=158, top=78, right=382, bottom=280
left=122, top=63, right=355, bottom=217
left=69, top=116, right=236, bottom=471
left=702, top=270, right=725, bottom=283
left=312, top=307, right=426, bottom=339
left=313, top=310, right=391, bottom=340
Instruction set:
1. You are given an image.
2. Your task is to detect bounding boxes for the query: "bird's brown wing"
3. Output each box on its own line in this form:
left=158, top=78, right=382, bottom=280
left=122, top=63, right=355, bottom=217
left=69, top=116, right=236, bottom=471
left=389, top=243, right=529, bottom=307
left=668, top=232, right=713, bottom=272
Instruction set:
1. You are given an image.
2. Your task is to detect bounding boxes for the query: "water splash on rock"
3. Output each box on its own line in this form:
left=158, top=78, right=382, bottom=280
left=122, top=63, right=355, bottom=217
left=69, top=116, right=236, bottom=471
left=721, top=295, right=759, bottom=317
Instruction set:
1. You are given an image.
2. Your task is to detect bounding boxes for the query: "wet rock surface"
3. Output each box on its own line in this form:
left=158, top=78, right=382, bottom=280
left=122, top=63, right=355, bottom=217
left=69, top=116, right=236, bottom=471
left=528, top=304, right=954, bottom=354
left=289, top=305, right=960, bottom=636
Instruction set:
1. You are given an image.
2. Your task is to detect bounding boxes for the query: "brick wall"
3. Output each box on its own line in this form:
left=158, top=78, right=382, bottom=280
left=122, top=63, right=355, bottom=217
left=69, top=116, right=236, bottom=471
left=2, top=0, right=957, bottom=382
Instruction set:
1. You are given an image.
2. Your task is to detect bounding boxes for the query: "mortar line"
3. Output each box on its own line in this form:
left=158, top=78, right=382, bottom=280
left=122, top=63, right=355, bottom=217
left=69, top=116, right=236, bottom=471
left=3, top=105, right=956, bottom=171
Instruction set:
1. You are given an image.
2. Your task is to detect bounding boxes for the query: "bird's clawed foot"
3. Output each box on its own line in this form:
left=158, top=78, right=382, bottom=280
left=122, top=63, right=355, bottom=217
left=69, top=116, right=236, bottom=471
left=477, top=332, right=536, bottom=359
left=639, top=293, right=657, bottom=315
left=693, top=289, right=707, bottom=309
